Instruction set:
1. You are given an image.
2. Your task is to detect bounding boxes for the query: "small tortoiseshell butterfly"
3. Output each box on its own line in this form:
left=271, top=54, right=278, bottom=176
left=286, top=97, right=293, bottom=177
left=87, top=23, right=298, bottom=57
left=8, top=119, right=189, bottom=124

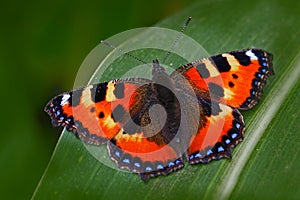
left=44, top=19, right=274, bottom=181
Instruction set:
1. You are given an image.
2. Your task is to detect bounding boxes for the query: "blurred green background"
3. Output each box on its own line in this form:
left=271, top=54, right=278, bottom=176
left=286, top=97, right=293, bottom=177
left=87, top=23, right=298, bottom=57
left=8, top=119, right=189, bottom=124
left=0, top=0, right=195, bottom=198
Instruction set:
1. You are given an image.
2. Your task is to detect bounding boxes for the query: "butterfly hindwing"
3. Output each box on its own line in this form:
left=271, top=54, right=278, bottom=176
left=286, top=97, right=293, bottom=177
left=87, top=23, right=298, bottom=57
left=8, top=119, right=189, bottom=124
left=186, top=97, right=244, bottom=164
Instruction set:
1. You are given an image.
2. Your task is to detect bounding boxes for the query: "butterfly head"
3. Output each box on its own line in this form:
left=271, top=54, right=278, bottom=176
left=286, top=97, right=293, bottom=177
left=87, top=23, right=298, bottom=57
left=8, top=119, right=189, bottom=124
left=152, top=59, right=166, bottom=75
left=152, top=59, right=171, bottom=84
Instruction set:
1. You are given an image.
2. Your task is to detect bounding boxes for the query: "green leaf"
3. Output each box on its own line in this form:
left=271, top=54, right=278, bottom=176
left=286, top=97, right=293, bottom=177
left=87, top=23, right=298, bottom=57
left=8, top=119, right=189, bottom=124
left=33, top=0, right=300, bottom=199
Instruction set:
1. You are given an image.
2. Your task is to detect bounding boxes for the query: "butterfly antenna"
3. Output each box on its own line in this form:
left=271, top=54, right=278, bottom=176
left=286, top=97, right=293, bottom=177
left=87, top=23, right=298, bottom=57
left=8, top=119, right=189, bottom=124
left=101, top=40, right=147, bottom=65
left=162, top=17, right=192, bottom=64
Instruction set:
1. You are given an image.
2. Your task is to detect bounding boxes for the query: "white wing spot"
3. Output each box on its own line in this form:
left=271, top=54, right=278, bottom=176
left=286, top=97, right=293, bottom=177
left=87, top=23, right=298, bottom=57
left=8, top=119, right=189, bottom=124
left=246, top=50, right=258, bottom=60
left=60, top=94, right=70, bottom=106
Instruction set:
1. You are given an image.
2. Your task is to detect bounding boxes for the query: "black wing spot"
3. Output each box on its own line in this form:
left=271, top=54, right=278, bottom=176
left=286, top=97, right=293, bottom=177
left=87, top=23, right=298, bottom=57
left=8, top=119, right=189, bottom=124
left=232, top=74, right=238, bottom=79
left=114, top=82, right=125, bottom=99
left=70, top=90, right=83, bottom=106
left=228, top=81, right=234, bottom=88
left=211, top=55, right=231, bottom=72
left=91, top=82, right=108, bottom=103
left=99, top=112, right=104, bottom=118
left=232, top=51, right=251, bottom=66
left=208, top=82, right=224, bottom=97
left=196, top=62, right=210, bottom=78
left=112, top=104, right=127, bottom=122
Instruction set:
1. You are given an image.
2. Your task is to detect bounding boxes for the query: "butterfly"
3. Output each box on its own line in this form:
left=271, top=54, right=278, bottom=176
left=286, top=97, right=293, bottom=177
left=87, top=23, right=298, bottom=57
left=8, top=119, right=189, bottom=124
left=45, top=47, right=273, bottom=181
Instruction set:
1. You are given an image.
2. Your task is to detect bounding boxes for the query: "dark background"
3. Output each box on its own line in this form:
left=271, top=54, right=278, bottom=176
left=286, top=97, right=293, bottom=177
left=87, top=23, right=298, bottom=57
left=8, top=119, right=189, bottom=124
left=0, top=0, right=195, bottom=198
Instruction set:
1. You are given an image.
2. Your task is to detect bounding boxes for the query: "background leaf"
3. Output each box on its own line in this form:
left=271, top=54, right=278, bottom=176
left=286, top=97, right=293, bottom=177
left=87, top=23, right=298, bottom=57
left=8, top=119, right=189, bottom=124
left=4, top=0, right=299, bottom=199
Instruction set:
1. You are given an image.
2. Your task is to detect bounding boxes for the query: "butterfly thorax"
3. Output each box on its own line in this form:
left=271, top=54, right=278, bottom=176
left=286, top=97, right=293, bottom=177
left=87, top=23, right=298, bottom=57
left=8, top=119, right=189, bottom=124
left=151, top=59, right=176, bottom=101
left=142, top=59, right=182, bottom=144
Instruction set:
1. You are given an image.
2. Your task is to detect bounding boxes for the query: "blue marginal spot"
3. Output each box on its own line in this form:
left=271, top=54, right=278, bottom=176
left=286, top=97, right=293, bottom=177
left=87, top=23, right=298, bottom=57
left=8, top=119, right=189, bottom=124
left=56, top=110, right=61, bottom=116
left=145, top=166, right=152, bottom=172
left=122, top=158, right=130, bottom=164
left=217, top=146, right=225, bottom=152
left=189, top=155, right=194, bottom=160
left=206, top=149, right=213, bottom=156
left=231, top=133, right=238, bottom=139
left=114, top=151, right=120, bottom=158
left=134, top=162, right=141, bottom=168
left=66, top=118, right=72, bottom=122
left=262, top=62, right=268, bottom=67
left=225, top=139, right=231, bottom=145
left=261, top=67, right=267, bottom=73
left=195, top=152, right=202, bottom=158
left=175, top=160, right=181, bottom=164
left=59, top=116, right=64, bottom=121
left=257, top=73, right=262, bottom=78
left=168, top=162, right=175, bottom=167
left=235, top=123, right=241, bottom=130
left=156, top=164, right=164, bottom=170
